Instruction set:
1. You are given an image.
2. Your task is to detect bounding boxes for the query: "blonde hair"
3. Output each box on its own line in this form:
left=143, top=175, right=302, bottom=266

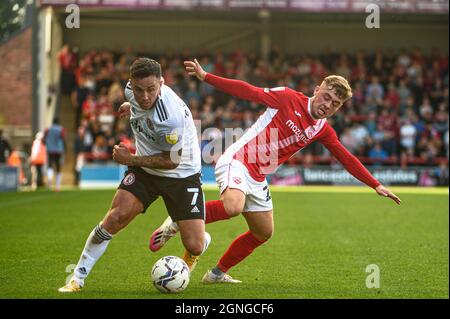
left=322, top=75, right=353, bottom=102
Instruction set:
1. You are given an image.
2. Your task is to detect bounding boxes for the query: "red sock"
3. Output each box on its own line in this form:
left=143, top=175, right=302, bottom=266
left=205, top=200, right=230, bottom=224
left=217, top=231, right=266, bottom=273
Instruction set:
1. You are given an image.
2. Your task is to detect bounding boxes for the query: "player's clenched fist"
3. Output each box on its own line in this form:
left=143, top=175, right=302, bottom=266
left=113, top=143, right=132, bottom=165
left=184, top=59, right=206, bottom=81
left=118, top=102, right=131, bottom=119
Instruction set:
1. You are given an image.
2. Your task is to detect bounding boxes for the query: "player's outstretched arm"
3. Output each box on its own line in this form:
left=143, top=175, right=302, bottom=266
left=184, top=59, right=284, bottom=108
left=375, top=185, right=402, bottom=205
left=319, top=126, right=401, bottom=205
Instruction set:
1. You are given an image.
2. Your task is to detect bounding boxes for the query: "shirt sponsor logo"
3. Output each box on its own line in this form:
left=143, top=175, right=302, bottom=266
left=286, top=120, right=310, bottom=143
left=146, top=118, right=154, bottom=131
left=131, top=119, right=155, bottom=141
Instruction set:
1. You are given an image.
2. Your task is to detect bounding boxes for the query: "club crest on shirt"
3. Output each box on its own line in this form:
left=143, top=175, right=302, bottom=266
left=232, top=177, right=242, bottom=184
left=304, top=127, right=315, bottom=139
left=123, top=173, right=135, bottom=186
left=165, top=129, right=179, bottom=145
left=146, top=118, right=154, bottom=131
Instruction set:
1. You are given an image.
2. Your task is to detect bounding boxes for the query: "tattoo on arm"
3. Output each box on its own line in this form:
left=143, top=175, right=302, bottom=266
left=129, top=149, right=182, bottom=169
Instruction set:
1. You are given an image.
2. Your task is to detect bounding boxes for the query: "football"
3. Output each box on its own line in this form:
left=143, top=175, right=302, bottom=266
left=151, top=256, right=190, bottom=293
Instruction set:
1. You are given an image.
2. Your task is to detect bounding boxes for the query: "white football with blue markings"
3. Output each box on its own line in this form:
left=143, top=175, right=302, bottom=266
left=151, top=256, right=190, bottom=293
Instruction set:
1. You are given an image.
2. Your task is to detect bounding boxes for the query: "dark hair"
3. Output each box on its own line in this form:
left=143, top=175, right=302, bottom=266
left=53, top=117, right=60, bottom=125
left=130, top=58, right=161, bottom=79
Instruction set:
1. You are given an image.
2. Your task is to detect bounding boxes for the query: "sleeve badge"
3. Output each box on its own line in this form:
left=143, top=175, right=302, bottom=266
left=165, top=129, right=179, bottom=145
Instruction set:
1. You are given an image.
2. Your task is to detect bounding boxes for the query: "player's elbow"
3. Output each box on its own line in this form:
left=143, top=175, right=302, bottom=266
left=162, top=149, right=182, bottom=169
left=166, top=161, right=179, bottom=169
left=162, top=156, right=180, bottom=169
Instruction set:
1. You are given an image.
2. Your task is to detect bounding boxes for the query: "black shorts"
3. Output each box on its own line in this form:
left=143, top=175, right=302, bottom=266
left=118, top=167, right=205, bottom=222
left=48, top=153, right=62, bottom=172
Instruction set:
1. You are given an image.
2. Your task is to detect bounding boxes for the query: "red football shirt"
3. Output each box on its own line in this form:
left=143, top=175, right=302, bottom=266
left=205, top=73, right=381, bottom=189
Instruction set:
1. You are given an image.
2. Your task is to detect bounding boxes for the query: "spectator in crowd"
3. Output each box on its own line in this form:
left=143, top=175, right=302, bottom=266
left=184, top=80, right=202, bottom=106
left=340, top=127, right=358, bottom=153
left=200, top=103, right=216, bottom=129
left=7, top=146, right=25, bottom=185
left=73, top=126, right=85, bottom=186
left=433, top=104, right=449, bottom=136
left=364, top=111, right=378, bottom=136
left=434, top=162, right=449, bottom=186
left=108, top=78, right=125, bottom=113
left=30, top=132, right=47, bottom=190
left=385, top=82, right=400, bottom=110
left=397, top=79, right=411, bottom=111
left=0, top=129, right=12, bottom=164
left=366, top=76, right=384, bottom=105
left=400, top=118, right=417, bottom=156
left=369, top=142, right=389, bottom=167
left=241, top=110, right=254, bottom=130
left=58, top=45, right=78, bottom=95
left=45, top=118, right=66, bottom=192
left=71, top=75, right=90, bottom=129
left=91, top=135, right=109, bottom=162
left=419, top=96, right=434, bottom=122
left=82, top=93, right=97, bottom=119
left=378, top=109, right=399, bottom=156
left=444, top=129, right=449, bottom=158
left=349, top=122, right=369, bottom=156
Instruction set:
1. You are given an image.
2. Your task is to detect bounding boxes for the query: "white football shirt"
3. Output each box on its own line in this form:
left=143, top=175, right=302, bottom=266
left=125, top=82, right=201, bottom=178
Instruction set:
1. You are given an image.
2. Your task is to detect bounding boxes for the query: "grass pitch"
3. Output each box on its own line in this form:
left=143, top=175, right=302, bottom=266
left=0, top=186, right=448, bottom=299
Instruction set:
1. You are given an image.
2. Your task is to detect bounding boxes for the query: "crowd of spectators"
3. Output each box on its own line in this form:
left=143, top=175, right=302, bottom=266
left=59, top=45, right=449, bottom=169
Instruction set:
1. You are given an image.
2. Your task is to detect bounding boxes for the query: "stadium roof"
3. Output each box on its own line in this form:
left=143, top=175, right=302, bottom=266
left=39, top=0, right=449, bottom=14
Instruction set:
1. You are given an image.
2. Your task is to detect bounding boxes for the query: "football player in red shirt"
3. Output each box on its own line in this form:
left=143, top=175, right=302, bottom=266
left=150, top=59, right=401, bottom=284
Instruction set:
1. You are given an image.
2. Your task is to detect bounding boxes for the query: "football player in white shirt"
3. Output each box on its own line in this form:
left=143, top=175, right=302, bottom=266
left=59, top=58, right=210, bottom=292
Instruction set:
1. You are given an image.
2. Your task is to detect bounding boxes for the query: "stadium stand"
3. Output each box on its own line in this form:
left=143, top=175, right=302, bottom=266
left=65, top=46, right=448, bottom=172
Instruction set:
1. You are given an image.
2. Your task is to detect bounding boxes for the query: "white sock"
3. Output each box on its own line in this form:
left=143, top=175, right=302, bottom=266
left=171, top=221, right=179, bottom=232
left=47, top=168, right=54, bottom=186
left=55, top=173, right=62, bottom=190
left=73, top=224, right=113, bottom=283
left=201, top=232, right=211, bottom=256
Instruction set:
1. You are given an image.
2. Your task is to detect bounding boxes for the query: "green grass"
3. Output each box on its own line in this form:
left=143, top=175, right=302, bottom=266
left=0, top=187, right=448, bottom=299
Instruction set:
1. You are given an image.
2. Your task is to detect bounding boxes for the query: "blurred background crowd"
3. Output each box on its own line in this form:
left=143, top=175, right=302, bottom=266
left=4, top=45, right=448, bottom=189
left=58, top=45, right=448, bottom=168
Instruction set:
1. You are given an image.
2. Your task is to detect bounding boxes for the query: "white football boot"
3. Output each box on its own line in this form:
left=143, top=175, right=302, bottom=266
left=201, top=270, right=242, bottom=284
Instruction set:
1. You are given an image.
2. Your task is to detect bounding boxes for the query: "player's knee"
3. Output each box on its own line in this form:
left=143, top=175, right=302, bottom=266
left=251, top=228, right=273, bottom=242
left=223, top=200, right=244, bottom=217
left=190, top=246, right=203, bottom=257
left=103, top=209, right=127, bottom=233
left=185, top=241, right=204, bottom=256
left=182, top=235, right=205, bottom=256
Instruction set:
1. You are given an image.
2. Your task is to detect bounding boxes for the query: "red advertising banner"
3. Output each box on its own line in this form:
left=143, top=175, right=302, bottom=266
left=39, top=0, right=449, bottom=13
